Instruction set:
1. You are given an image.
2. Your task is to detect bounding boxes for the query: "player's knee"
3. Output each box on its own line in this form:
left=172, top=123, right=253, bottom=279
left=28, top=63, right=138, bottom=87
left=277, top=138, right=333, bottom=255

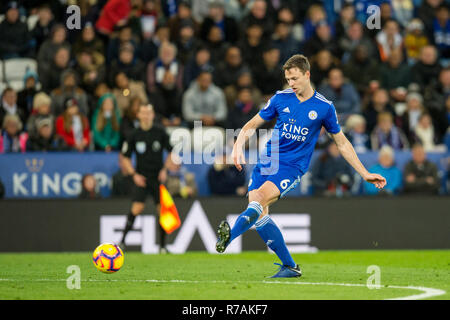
left=131, top=202, right=144, bottom=215
left=251, top=189, right=271, bottom=208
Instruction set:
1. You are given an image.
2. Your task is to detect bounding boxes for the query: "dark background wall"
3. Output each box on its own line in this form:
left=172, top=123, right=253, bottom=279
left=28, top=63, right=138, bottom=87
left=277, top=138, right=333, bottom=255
left=0, top=197, right=449, bottom=252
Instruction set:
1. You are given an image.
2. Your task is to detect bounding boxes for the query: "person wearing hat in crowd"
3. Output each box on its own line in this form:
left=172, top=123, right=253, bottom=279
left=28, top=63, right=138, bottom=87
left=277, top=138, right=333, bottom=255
left=73, top=22, right=105, bottom=61
left=345, top=114, right=370, bottom=153
left=0, top=114, right=28, bottom=153
left=17, top=69, right=39, bottom=121
left=397, top=92, right=425, bottom=144
left=30, top=3, right=55, bottom=53
left=26, top=92, right=54, bottom=139
left=92, top=93, right=121, bottom=152
left=0, top=1, right=31, bottom=59
left=26, top=118, right=65, bottom=152
left=50, top=69, right=90, bottom=117
left=167, top=0, right=199, bottom=42
left=108, top=41, right=146, bottom=86
left=404, top=18, right=429, bottom=64
left=55, top=98, right=91, bottom=152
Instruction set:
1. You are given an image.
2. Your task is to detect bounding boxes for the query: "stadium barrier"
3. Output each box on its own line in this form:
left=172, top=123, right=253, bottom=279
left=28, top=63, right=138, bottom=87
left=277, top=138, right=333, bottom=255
left=0, top=151, right=448, bottom=198
left=0, top=197, right=448, bottom=253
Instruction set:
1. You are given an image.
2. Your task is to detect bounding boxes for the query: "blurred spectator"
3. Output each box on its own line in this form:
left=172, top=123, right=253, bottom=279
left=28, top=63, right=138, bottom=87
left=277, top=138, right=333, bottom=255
left=214, top=46, right=250, bottom=88
left=140, top=23, right=170, bottom=64
left=345, top=114, right=370, bottom=153
left=371, top=112, right=409, bottom=150
left=75, top=48, right=107, bottom=97
left=30, top=4, right=55, bottom=52
left=17, top=70, right=39, bottom=121
left=411, top=45, right=442, bottom=91
left=226, top=86, right=259, bottom=130
left=182, top=70, right=227, bottom=127
left=112, top=72, right=148, bottom=116
left=0, top=114, right=28, bottom=153
left=106, top=24, right=138, bottom=64
left=338, top=20, right=376, bottom=63
left=363, top=88, right=395, bottom=134
left=167, top=0, right=198, bottom=42
left=112, top=154, right=134, bottom=197
left=276, top=5, right=303, bottom=43
left=334, top=3, right=356, bottom=40
left=0, top=1, right=31, bottom=59
left=376, top=19, right=403, bottom=62
left=50, top=69, right=90, bottom=117
left=108, top=42, right=146, bottom=85
left=166, top=164, right=198, bottom=198
left=413, top=112, right=441, bottom=151
left=0, top=87, right=25, bottom=126
left=224, top=70, right=263, bottom=110
left=208, top=154, right=246, bottom=195
left=271, top=20, right=301, bottom=65
left=403, top=143, right=440, bottom=194
left=40, top=46, right=71, bottom=93
left=418, top=0, right=444, bottom=40
left=432, top=4, right=450, bottom=59
left=364, top=146, right=403, bottom=195
left=147, top=41, right=183, bottom=127
left=303, top=4, right=327, bottom=42
left=79, top=174, right=101, bottom=199
left=26, top=118, right=64, bottom=152
left=310, top=49, right=339, bottom=88
left=303, top=20, right=340, bottom=59
left=397, top=92, right=425, bottom=143
left=319, top=68, right=361, bottom=119
left=203, top=25, right=228, bottom=65
left=73, top=22, right=105, bottom=61
left=183, top=46, right=213, bottom=89
left=380, top=48, right=411, bottom=103
left=26, top=92, right=54, bottom=139
left=404, top=18, right=429, bottom=64
left=92, top=93, right=121, bottom=152
left=140, top=0, right=161, bottom=41
left=55, top=98, right=91, bottom=152
left=343, top=44, right=380, bottom=98
left=175, top=20, right=200, bottom=65
left=37, top=24, right=70, bottom=79
left=241, top=0, right=274, bottom=40
left=238, top=23, right=266, bottom=71
left=391, top=0, right=415, bottom=28
left=95, top=0, right=134, bottom=36
left=200, top=1, right=239, bottom=44
left=120, top=96, right=141, bottom=144
left=252, top=46, right=283, bottom=96
left=311, top=142, right=353, bottom=196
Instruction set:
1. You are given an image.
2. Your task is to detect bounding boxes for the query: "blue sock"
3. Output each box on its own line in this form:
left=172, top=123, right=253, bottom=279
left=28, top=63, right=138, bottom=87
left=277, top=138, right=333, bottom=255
left=229, top=201, right=263, bottom=243
left=255, top=215, right=296, bottom=268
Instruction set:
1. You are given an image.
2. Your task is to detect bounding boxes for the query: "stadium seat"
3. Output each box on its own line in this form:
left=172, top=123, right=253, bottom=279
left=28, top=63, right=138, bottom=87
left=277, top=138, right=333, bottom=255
left=8, top=80, right=24, bottom=92
left=192, top=126, right=225, bottom=154
left=4, top=58, right=37, bottom=83
left=27, top=14, right=39, bottom=31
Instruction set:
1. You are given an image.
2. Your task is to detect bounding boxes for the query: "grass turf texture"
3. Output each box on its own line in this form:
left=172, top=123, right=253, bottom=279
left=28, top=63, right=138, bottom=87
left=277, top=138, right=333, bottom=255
left=0, top=250, right=448, bottom=300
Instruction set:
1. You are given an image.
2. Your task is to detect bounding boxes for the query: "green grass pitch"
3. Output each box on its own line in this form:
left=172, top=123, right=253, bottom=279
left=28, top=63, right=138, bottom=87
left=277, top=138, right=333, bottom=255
left=0, top=250, right=448, bottom=300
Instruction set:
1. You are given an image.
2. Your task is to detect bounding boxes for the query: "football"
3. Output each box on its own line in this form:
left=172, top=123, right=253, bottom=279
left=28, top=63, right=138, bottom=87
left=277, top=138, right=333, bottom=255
left=92, top=243, right=124, bottom=273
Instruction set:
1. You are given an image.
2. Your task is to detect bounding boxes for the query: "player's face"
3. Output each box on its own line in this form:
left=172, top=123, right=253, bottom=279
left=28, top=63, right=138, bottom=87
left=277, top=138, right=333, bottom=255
left=285, top=68, right=310, bottom=95
left=138, top=105, right=155, bottom=125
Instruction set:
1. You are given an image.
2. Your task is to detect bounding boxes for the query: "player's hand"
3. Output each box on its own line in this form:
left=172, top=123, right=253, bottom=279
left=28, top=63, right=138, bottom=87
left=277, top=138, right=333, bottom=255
left=158, top=168, right=167, bottom=183
left=231, top=145, right=246, bottom=171
left=364, top=173, right=386, bottom=189
left=133, top=173, right=147, bottom=188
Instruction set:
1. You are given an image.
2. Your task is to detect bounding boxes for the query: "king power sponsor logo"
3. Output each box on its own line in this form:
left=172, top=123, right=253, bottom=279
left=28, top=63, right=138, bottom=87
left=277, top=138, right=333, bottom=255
left=100, top=201, right=317, bottom=254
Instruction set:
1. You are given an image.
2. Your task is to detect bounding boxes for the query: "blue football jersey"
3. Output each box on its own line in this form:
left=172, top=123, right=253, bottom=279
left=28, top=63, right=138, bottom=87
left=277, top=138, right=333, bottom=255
left=258, top=88, right=341, bottom=175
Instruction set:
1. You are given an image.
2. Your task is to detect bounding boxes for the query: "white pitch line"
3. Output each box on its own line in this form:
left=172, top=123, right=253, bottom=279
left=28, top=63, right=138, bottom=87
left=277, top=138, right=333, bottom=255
left=0, top=279, right=445, bottom=300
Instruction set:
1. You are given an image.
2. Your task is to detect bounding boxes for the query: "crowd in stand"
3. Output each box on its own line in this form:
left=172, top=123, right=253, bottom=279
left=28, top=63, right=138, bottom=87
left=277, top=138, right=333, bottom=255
left=0, top=0, right=448, bottom=196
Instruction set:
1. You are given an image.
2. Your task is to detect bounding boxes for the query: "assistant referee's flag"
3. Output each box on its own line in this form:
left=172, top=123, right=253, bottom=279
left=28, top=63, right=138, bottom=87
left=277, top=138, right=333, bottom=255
left=159, top=184, right=181, bottom=234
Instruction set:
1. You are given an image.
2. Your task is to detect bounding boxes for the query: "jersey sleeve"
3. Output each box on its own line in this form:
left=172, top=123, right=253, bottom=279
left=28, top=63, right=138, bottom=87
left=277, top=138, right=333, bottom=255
left=258, top=94, right=278, bottom=121
left=121, top=133, right=134, bottom=158
left=322, top=103, right=341, bottom=134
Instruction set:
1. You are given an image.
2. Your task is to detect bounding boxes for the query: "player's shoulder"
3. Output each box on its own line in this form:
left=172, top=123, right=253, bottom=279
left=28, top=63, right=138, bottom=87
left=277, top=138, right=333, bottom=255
left=312, top=91, right=336, bottom=113
left=269, top=88, right=296, bottom=104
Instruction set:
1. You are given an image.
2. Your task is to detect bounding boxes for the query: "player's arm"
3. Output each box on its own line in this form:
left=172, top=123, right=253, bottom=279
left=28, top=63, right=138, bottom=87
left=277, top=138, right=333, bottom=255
left=232, top=114, right=266, bottom=171
left=331, top=130, right=386, bottom=189
left=121, top=140, right=147, bottom=187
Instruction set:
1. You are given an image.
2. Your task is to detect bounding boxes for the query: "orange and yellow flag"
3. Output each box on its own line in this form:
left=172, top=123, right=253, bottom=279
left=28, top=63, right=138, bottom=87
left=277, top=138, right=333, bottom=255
left=159, top=184, right=181, bottom=234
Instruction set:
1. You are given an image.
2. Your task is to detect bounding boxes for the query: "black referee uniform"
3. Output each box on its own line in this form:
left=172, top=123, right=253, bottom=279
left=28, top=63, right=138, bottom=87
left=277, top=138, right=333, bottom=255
left=120, top=123, right=173, bottom=248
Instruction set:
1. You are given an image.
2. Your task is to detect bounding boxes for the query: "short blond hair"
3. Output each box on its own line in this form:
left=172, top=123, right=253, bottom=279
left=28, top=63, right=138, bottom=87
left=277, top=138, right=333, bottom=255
left=33, top=92, right=51, bottom=110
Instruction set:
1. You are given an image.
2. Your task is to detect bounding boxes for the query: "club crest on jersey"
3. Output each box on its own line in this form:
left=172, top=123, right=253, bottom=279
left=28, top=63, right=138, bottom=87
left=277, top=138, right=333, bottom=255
left=308, top=110, right=318, bottom=120
left=152, top=141, right=161, bottom=152
left=136, top=141, right=146, bottom=154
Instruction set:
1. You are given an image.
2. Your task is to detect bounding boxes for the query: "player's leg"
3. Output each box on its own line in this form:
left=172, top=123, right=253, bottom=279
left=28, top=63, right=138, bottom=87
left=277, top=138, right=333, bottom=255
left=120, top=201, right=145, bottom=245
left=216, top=180, right=279, bottom=253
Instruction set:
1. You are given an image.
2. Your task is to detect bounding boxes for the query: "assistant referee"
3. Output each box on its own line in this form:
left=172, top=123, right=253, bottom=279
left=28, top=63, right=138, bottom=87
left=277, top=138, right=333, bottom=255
left=119, top=104, right=175, bottom=253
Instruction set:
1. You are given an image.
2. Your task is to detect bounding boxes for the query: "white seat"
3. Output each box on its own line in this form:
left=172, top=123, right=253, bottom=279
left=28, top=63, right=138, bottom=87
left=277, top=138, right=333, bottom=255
left=0, top=82, right=7, bottom=95
left=8, top=80, right=24, bottom=92
left=27, top=14, right=39, bottom=31
left=192, top=126, right=225, bottom=154
left=4, top=58, right=38, bottom=82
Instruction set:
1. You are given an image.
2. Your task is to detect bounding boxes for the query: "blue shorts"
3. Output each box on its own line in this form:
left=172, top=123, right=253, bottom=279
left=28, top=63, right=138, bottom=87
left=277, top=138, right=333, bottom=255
left=247, top=163, right=302, bottom=198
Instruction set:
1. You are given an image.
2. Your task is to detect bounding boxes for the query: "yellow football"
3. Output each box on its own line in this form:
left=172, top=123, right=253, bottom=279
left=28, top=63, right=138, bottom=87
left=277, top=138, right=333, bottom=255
left=92, top=243, right=124, bottom=273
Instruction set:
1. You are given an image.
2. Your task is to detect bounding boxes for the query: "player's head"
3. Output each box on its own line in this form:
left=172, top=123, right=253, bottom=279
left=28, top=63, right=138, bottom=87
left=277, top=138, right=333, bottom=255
left=283, top=54, right=311, bottom=95
left=138, top=104, right=155, bottom=126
